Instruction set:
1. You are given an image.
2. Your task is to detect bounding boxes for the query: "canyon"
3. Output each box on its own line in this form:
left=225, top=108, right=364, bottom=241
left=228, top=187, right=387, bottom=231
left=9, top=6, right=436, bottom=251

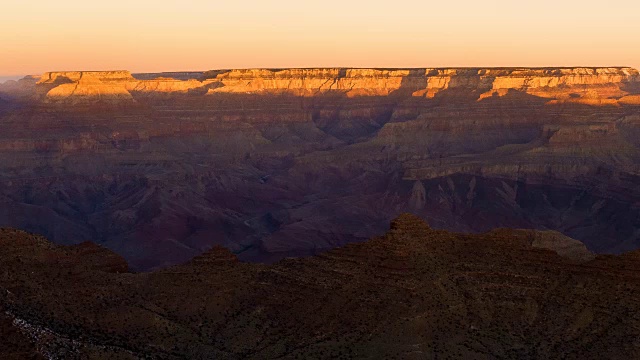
left=0, top=67, right=639, bottom=270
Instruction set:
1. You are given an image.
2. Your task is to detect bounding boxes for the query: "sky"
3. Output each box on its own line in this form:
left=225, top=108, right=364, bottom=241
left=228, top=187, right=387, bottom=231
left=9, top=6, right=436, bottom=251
left=1, top=0, right=639, bottom=77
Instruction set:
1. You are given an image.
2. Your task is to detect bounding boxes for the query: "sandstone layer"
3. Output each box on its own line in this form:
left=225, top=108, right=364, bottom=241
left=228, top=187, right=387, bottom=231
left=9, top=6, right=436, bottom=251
left=29, top=67, right=640, bottom=104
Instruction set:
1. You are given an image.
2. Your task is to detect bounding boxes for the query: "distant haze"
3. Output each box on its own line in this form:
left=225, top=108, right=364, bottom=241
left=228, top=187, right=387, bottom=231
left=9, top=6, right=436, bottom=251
left=0, top=75, right=25, bottom=83
left=1, top=0, right=639, bottom=76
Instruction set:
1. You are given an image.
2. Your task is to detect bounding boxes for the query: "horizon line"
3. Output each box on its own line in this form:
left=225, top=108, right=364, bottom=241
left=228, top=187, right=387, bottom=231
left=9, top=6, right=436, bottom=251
left=2, top=65, right=637, bottom=78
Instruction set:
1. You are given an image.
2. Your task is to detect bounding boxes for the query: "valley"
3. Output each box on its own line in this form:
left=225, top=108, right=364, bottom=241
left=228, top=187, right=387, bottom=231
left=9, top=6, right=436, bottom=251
left=1, top=68, right=639, bottom=270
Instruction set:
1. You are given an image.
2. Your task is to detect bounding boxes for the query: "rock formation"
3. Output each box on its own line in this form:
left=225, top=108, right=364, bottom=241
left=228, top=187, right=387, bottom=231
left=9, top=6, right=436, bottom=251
left=0, top=67, right=639, bottom=270
left=1, top=215, right=640, bottom=358
left=32, top=67, right=640, bottom=104
left=36, top=71, right=211, bottom=104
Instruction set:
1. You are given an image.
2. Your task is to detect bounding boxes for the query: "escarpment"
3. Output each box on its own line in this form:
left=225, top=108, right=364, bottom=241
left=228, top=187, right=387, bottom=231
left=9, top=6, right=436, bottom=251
left=33, top=67, right=640, bottom=104
left=204, top=67, right=640, bottom=99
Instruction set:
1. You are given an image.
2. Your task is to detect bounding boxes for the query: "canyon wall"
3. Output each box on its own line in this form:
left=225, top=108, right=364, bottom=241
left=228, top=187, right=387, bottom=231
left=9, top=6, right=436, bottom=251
left=32, top=67, right=640, bottom=104
left=0, top=67, right=639, bottom=270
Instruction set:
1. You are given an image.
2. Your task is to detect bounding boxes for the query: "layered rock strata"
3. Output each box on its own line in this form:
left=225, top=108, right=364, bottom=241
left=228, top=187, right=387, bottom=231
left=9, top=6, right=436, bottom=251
left=0, top=67, right=638, bottom=270
left=32, top=67, right=640, bottom=104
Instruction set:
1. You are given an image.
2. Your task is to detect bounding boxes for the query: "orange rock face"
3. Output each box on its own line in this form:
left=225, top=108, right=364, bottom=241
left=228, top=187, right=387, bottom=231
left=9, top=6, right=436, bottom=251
left=37, top=71, right=214, bottom=104
left=33, top=67, right=640, bottom=104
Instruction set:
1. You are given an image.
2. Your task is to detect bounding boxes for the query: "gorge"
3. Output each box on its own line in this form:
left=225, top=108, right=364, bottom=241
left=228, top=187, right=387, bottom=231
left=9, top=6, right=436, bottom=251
left=1, top=67, right=639, bottom=270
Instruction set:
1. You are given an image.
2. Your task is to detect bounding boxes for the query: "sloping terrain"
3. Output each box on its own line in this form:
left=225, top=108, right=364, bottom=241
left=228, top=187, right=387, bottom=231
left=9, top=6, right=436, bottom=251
left=2, top=215, right=640, bottom=359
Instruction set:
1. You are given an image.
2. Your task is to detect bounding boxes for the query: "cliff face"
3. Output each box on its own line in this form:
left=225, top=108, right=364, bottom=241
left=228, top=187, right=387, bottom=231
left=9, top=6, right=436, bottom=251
left=35, top=67, right=640, bottom=104
left=0, top=67, right=639, bottom=270
left=37, top=71, right=212, bottom=103
left=41, top=71, right=135, bottom=104
left=206, top=67, right=640, bottom=99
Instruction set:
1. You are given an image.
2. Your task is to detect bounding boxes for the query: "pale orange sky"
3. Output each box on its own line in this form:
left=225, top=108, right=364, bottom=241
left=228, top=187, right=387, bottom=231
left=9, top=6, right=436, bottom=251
left=1, top=0, right=639, bottom=77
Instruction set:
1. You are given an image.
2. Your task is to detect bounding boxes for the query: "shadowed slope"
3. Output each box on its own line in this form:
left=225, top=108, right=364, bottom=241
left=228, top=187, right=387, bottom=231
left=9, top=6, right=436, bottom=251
left=1, top=215, right=639, bottom=359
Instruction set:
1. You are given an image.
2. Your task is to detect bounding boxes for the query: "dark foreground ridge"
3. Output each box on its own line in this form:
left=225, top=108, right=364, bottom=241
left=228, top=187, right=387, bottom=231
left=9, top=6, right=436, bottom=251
left=2, top=214, right=640, bottom=359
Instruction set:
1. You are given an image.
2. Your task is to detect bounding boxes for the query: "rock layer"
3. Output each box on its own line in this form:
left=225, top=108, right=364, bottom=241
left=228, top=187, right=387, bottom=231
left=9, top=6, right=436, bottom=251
left=33, top=67, right=640, bottom=104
